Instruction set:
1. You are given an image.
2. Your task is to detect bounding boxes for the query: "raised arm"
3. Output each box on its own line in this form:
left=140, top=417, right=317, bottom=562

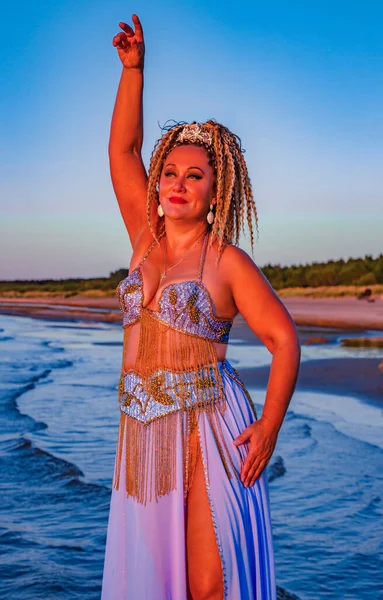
left=109, top=15, right=156, bottom=248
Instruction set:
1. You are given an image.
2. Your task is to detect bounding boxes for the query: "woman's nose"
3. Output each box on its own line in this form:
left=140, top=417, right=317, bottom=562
left=172, top=178, right=186, bottom=191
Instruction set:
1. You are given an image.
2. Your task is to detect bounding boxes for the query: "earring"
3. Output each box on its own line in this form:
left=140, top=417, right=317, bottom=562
left=207, top=204, right=214, bottom=224
left=157, top=203, right=164, bottom=217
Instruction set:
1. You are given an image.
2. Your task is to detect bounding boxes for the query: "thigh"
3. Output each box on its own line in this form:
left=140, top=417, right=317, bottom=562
left=186, top=435, right=224, bottom=600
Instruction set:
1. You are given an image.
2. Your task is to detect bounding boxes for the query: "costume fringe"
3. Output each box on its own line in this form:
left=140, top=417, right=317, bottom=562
left=112, top=309, right=238, bottom=506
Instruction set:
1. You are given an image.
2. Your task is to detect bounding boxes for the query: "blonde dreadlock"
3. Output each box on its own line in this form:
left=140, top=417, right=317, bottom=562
left=146, top=119, right=259, bottom=260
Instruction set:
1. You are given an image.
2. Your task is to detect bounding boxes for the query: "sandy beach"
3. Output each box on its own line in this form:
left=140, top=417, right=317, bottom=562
left=0, top=294, right=382, bottom=330
left=282, top=296, right=383, bottom=331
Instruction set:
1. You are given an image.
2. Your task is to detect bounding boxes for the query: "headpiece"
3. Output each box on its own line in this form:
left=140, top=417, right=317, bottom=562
left=175, top=123, right=213, bottom=147
left=170, top=123, right=216, bottom=171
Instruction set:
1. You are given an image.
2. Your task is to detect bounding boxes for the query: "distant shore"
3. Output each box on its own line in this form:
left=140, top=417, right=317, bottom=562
left=0, top=294, right=382, bottom=331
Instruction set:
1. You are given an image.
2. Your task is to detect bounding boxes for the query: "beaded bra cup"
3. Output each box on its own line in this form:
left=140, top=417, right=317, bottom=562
left=116, top=231, right=233, bottom=343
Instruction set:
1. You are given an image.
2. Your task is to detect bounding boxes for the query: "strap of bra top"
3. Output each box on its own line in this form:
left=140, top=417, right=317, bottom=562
left=198, top=230, right=210, bottom=281
left=137, top=229, right=166, bottom=267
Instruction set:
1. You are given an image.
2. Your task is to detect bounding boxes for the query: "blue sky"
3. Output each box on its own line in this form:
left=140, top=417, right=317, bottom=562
left=1, top=0, right=382, bottom=279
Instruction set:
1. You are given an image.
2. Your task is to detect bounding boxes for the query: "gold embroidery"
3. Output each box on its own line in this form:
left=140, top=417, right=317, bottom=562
left=189, top=306, right=200, bottom=324
left=121, top=392, right=136, bottom=408
left=125, top=282, right=141, bottom=294
left=141, top=279, right=234, bottom=324
left=168, top=287, right=178, bottom=305
left=186, top=292, right=198, bottom=307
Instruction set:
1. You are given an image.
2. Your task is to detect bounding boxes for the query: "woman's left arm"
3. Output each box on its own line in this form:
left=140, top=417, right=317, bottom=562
left=223, top=246, right=301, bottom=486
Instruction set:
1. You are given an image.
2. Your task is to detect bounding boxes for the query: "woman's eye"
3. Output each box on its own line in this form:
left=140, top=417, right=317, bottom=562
left=164, top=172, right=201, bottom=179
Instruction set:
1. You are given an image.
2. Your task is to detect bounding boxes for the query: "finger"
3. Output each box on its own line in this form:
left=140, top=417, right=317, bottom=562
left=132, top=14, right=144, bottom=41
left=240, top=451, right=256, bottom=482
left=233, top=427, right=252, bottom=446
left=113, top=32, right=128, bottom=47
left=244, top=460, right=260, bottom=486
left=119, top=21, right=135, bottom=36
left=249, top=459, right=268, bottom=487
left=243, top=457, right=259, bottom=485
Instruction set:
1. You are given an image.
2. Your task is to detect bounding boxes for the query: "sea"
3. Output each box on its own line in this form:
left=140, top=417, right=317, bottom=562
left=0, top=313, right=382, bottom=600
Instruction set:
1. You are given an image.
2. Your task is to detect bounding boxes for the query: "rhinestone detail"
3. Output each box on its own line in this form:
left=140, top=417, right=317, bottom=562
left=116, top=270, right=233, bottom=343
left=119, top=365, right=224, bottom=424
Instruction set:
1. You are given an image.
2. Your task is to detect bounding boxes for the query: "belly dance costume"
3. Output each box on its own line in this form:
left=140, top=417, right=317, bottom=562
left=101, top=230, right=276, bottom=599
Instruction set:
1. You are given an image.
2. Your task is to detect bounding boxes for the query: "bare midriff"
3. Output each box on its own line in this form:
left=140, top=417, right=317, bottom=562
left=121, top=322, right=228, bottom=373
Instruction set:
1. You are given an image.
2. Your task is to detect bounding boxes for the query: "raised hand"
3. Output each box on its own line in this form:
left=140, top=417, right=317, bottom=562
left=112, top=14, right=145, bottom=70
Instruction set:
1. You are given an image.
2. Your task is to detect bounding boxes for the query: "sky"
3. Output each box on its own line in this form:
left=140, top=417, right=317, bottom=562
left=1, top=0, right=382, bottom=280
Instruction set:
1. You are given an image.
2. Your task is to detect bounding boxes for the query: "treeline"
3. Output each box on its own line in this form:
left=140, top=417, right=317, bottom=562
left=0, top=269, right=129, bottom=296
left=0, top=255, right=382, bottom=295
left=262, top=254, right=383, bottom=290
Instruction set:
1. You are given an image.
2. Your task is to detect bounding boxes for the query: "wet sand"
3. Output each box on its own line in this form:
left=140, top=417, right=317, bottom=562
left=1, top=295, right=382, bottom=411
left=238, top=357, right=383, bottom=408
left=0, top=297, right=122, bottom=324
left=282, top=295, right=383, bottom=331
left=0, top=295, right=382, bottom=330
left=229, top=316, right=383, bottom=408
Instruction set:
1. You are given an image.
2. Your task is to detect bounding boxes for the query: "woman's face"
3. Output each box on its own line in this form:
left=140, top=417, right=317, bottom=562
left=158, top=144, right=216, bottom=224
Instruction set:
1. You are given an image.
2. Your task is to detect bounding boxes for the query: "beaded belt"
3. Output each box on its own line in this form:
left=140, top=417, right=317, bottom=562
left=113, top=359, right=253, bottom=505
left=118, top=362, right=226, bottom=424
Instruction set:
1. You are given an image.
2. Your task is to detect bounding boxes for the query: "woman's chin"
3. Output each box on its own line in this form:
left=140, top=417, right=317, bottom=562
left=163, top=206, right=189, bottom=219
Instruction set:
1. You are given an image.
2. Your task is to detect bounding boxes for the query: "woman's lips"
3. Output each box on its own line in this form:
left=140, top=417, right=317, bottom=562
left=169, top=196, right=187, bottom=204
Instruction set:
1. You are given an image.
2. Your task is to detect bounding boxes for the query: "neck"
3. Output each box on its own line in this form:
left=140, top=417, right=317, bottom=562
left=163, top=219, right=209, bottom=253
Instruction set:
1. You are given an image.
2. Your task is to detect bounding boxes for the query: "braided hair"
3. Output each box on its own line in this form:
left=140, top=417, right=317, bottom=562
left=146, top=119, right=259, bottom=259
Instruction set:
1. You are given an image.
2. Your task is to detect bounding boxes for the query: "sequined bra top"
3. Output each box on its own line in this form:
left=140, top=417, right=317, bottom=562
left=116, top=230, right=233, bottom=343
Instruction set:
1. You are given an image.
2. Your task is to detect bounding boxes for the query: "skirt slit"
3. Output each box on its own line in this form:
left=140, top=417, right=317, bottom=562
left=101, top=360, right=277, bottom=600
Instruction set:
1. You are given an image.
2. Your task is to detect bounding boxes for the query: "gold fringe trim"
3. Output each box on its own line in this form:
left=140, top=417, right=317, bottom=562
left=112, top=307, right=240, bottom=505
left=113, top=411, right=178, bottom=505
left=112, top=403, right=234, bottom=506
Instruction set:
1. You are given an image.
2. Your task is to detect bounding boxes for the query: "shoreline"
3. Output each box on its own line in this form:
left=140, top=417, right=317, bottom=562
left=0, top=295, right=382, bottom=331
left=1, top=297, right=382, bottom=416
left=237, top=357, right=383, bottom=409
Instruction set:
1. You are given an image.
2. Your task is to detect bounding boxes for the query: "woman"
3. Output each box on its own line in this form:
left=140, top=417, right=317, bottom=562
left=101, top=14, right=301, bottom=600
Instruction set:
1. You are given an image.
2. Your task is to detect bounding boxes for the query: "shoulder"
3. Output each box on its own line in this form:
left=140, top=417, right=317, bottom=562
left=211, top=240, right=264, bottom=283
left=219, top=243, right=255, bottom=266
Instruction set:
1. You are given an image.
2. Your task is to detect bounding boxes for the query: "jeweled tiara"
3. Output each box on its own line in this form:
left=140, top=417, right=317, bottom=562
left=175, top=123, right=213, bottom=147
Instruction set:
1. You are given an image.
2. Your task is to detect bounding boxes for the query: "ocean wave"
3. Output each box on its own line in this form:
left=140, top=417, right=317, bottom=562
left=40, top=339, right=65, bottom=352
left=13, top=435, right=109, bottom=493
left=268, top=455, right=286, bottom=482
left=14, top=436, right=85, bottom=477
left=277, top=586, right=301, bottom=600
left=301, top=423, right=312, bottom=437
